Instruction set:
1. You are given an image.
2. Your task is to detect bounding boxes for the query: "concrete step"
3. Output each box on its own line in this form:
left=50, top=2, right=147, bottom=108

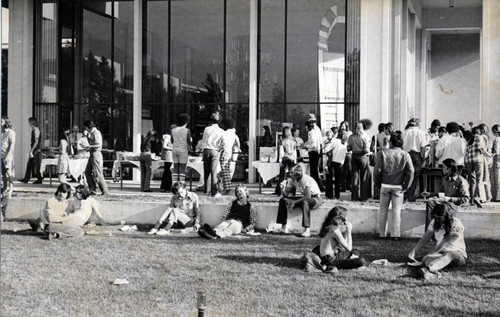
left=4, top=191, right=500, bottom=238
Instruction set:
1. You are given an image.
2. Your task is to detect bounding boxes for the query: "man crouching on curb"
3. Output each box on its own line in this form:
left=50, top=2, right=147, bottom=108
left=275, top=164, right=323, bottom=237
left=198, top=185, right=257, bottom=239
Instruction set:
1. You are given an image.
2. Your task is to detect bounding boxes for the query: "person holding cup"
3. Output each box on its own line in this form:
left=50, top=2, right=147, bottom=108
left=421, top=158, right=469, bottom=231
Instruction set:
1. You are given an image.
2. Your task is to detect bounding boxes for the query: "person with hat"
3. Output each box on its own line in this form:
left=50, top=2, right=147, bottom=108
left=304, top=113, right=325, bottom=192
left=435, top=122, right=467, bottom=169
left=200, top=112, right=225, bottom=197
left=402, top=118, right=428, bottom=202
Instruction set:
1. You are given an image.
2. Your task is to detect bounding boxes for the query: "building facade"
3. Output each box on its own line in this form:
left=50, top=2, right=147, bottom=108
left=3, top=0, right=500, bottom=182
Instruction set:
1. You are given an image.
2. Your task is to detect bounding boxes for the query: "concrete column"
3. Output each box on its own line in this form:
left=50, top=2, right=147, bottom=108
left=7, top=0, right=33, bottom=178
left=481, top=0, right=500, bottom=126
left=360, top=0, right=391, bottom=126
left=248, top=0, right=258, bottom=183
left=133, top=0, right=142, bottom=154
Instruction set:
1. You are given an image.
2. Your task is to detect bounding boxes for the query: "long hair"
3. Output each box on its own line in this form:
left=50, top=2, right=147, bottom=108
left=319, top=206, right=348, bottom=238
left=431, top=204, right=454, bottom=236
left=55, top=183, right=73, bottom=199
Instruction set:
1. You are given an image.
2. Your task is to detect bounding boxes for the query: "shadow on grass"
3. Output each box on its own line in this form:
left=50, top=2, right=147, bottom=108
left=0, top=229, right=47, bottom=240
left=217, top=254, right=303, bottom=270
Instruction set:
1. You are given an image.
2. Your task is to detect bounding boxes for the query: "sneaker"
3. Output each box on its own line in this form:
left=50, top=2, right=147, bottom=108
left=156, top=229, right=171, bottom=236
left=212, top=193, right=222, bottom=198
left=18, top=179, right=29, bottom=183
left=276, top=226, right=289, bottom=234
left=418, top=267, right=438, bottom=280
left=198, top=229, right=216, bottom=240
left=147, top=228, right=158, bottom=235
left=300, top=229, right=311, bottom=238
left=203, top=224, right=217, bottom=237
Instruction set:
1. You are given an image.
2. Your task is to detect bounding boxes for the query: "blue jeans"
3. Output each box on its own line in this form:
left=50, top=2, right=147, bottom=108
left=378, top=186, right=404, bottom=238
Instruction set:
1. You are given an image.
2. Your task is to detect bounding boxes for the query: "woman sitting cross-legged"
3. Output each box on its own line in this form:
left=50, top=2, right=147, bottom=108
left=49, top=185, right=106, bottom=239
left=303, top=206, right=369, bottom=273
left=408, top=203, right=467, bottom=280
left=198, top=185, right=257, bottom=239
left=148, top=181, right=201, bottom=235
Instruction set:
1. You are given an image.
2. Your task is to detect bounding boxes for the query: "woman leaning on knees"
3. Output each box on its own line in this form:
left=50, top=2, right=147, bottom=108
left=303, top=206, right=369, bottom=274
left=408, top=203, right=467, bottom=280
left=148, top=181, right=200, bottom=235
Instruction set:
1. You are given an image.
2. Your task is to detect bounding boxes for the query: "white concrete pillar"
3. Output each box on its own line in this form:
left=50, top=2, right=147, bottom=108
left=133, top=0, right=142, bottom=154
left=360, top=0, right=392, bottom=126
left=481, top=0, right=500, bottom=126
left=248, top=0, right=258, bottom=183
left=7, top=0, right=33, bottom=178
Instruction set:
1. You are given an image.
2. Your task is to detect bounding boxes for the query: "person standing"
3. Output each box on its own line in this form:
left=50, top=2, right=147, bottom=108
left=347, top=122, right=372, bottom=201
left=57, top=128, right=71, bottom=185
left=491, top=124, right=500, bottom=202
left=274, top=126, right=296, bottom=196
left=83, top=120, right=109, bottom=195
left=19, top=117, right=43, bottom=184
left=338, top=121, right=352, bottom=192
left=140, top=128, right=160, bottom=192
left=291, top=127, right=304, bottom=160
left=402, top=118, right=427, bottom=202
left=171, top=114, right=192, bottom=183
left=68, top=125, right=82, bottom=155
left=200, top=112, right=225, bottom=197
left=305, top=114, right=325, bottom=192
left=324, top=129, right=347, bottom=199
left=1, top=117, right=16, bottom=195
left=374, top=132, right=414, bottom=240
left=434, top=122, right=467, bottom=169
left=160, top=127, right=173, bottom=192
left=465, top=127, right=487, bottom=204
left=220, top=118, right=240, bottom=195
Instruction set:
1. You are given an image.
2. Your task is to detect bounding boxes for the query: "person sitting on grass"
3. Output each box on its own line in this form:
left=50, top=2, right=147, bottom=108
left=276, top=164, right=323, bottom=237
left=408, top=203, right=467, bottom=280
left=303, top=206, right=368, bottom=273
left=421, top=158, right=469, bottom=230
left=48, top=185, right=106, bottom=239
left=198, top=185, right=256, bottom=239
left=29, top=183, right=73, bottom=232
left=148, top=181, right=201, bottom=236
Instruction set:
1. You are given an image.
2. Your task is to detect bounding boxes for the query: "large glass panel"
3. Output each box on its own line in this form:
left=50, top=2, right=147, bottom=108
left=287, top=0, right=342, bottom=103
left=34, top=1, right=58, bottom=103
left=171, top=0, right=224, bottom=138
left=144, top=0, right=169, bottom=135
left=113, top=1, right=134, bottom=150
left=226, top=0, right=250, bottom=104
left=2, top=3, right=8, bottom=116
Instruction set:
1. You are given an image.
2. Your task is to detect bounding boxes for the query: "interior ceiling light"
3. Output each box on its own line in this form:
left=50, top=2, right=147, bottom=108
left=449, top=0, right=455, bottom=8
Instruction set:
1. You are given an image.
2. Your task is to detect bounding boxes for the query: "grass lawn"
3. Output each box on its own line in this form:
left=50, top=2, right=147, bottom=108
left=1, top=221, right=500, bottom=317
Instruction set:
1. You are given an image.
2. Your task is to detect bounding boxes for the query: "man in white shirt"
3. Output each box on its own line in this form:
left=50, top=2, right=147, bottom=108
left=305, top=114, right=325, bottom=192
left=435, top=122, right=467, bottom=167
left=276, top=164, right=323, bottom=237
left=402, top=118, right=428, bottom=202
left=200, top=112, right=225, bottom=197
left=83, top=120, right=109, bottom=195
left=220, top=118, right=240, bottom=195
left=1, top=117, right=16, bottom=195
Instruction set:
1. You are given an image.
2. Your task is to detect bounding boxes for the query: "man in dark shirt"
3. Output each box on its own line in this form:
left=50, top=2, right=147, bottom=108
left=199, top=185, right=257, bottom=239
left=19, top=117, right=43, bottom=184
left=422, top=158, right=469, bottom=231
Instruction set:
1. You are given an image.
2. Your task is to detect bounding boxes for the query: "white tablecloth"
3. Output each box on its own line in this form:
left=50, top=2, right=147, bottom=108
left=112, top=160, right=166, bottom=179
left=186, top=157, right=237, bottom=179
left=251, top=161, right=310, bottom=183
left=40, top=158, right=89, bottom=179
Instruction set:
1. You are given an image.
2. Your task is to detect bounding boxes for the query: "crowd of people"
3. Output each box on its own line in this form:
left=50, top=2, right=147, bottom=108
left=3, top=112, right=500, bottom=278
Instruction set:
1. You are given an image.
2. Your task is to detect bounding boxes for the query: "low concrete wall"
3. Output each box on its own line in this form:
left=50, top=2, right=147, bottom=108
left=4, top=195, right=500, bottom=239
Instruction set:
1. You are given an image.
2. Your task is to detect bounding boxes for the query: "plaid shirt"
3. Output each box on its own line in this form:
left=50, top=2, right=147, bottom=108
left=465, top=136, right=486, bottom=165
left=170, top=191, right=200, bottom=225
left=220, top=199, right=257, bottom=232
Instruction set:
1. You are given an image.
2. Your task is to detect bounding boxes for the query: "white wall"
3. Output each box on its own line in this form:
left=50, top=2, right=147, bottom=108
left=428, top=33, right=480, bottom=126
